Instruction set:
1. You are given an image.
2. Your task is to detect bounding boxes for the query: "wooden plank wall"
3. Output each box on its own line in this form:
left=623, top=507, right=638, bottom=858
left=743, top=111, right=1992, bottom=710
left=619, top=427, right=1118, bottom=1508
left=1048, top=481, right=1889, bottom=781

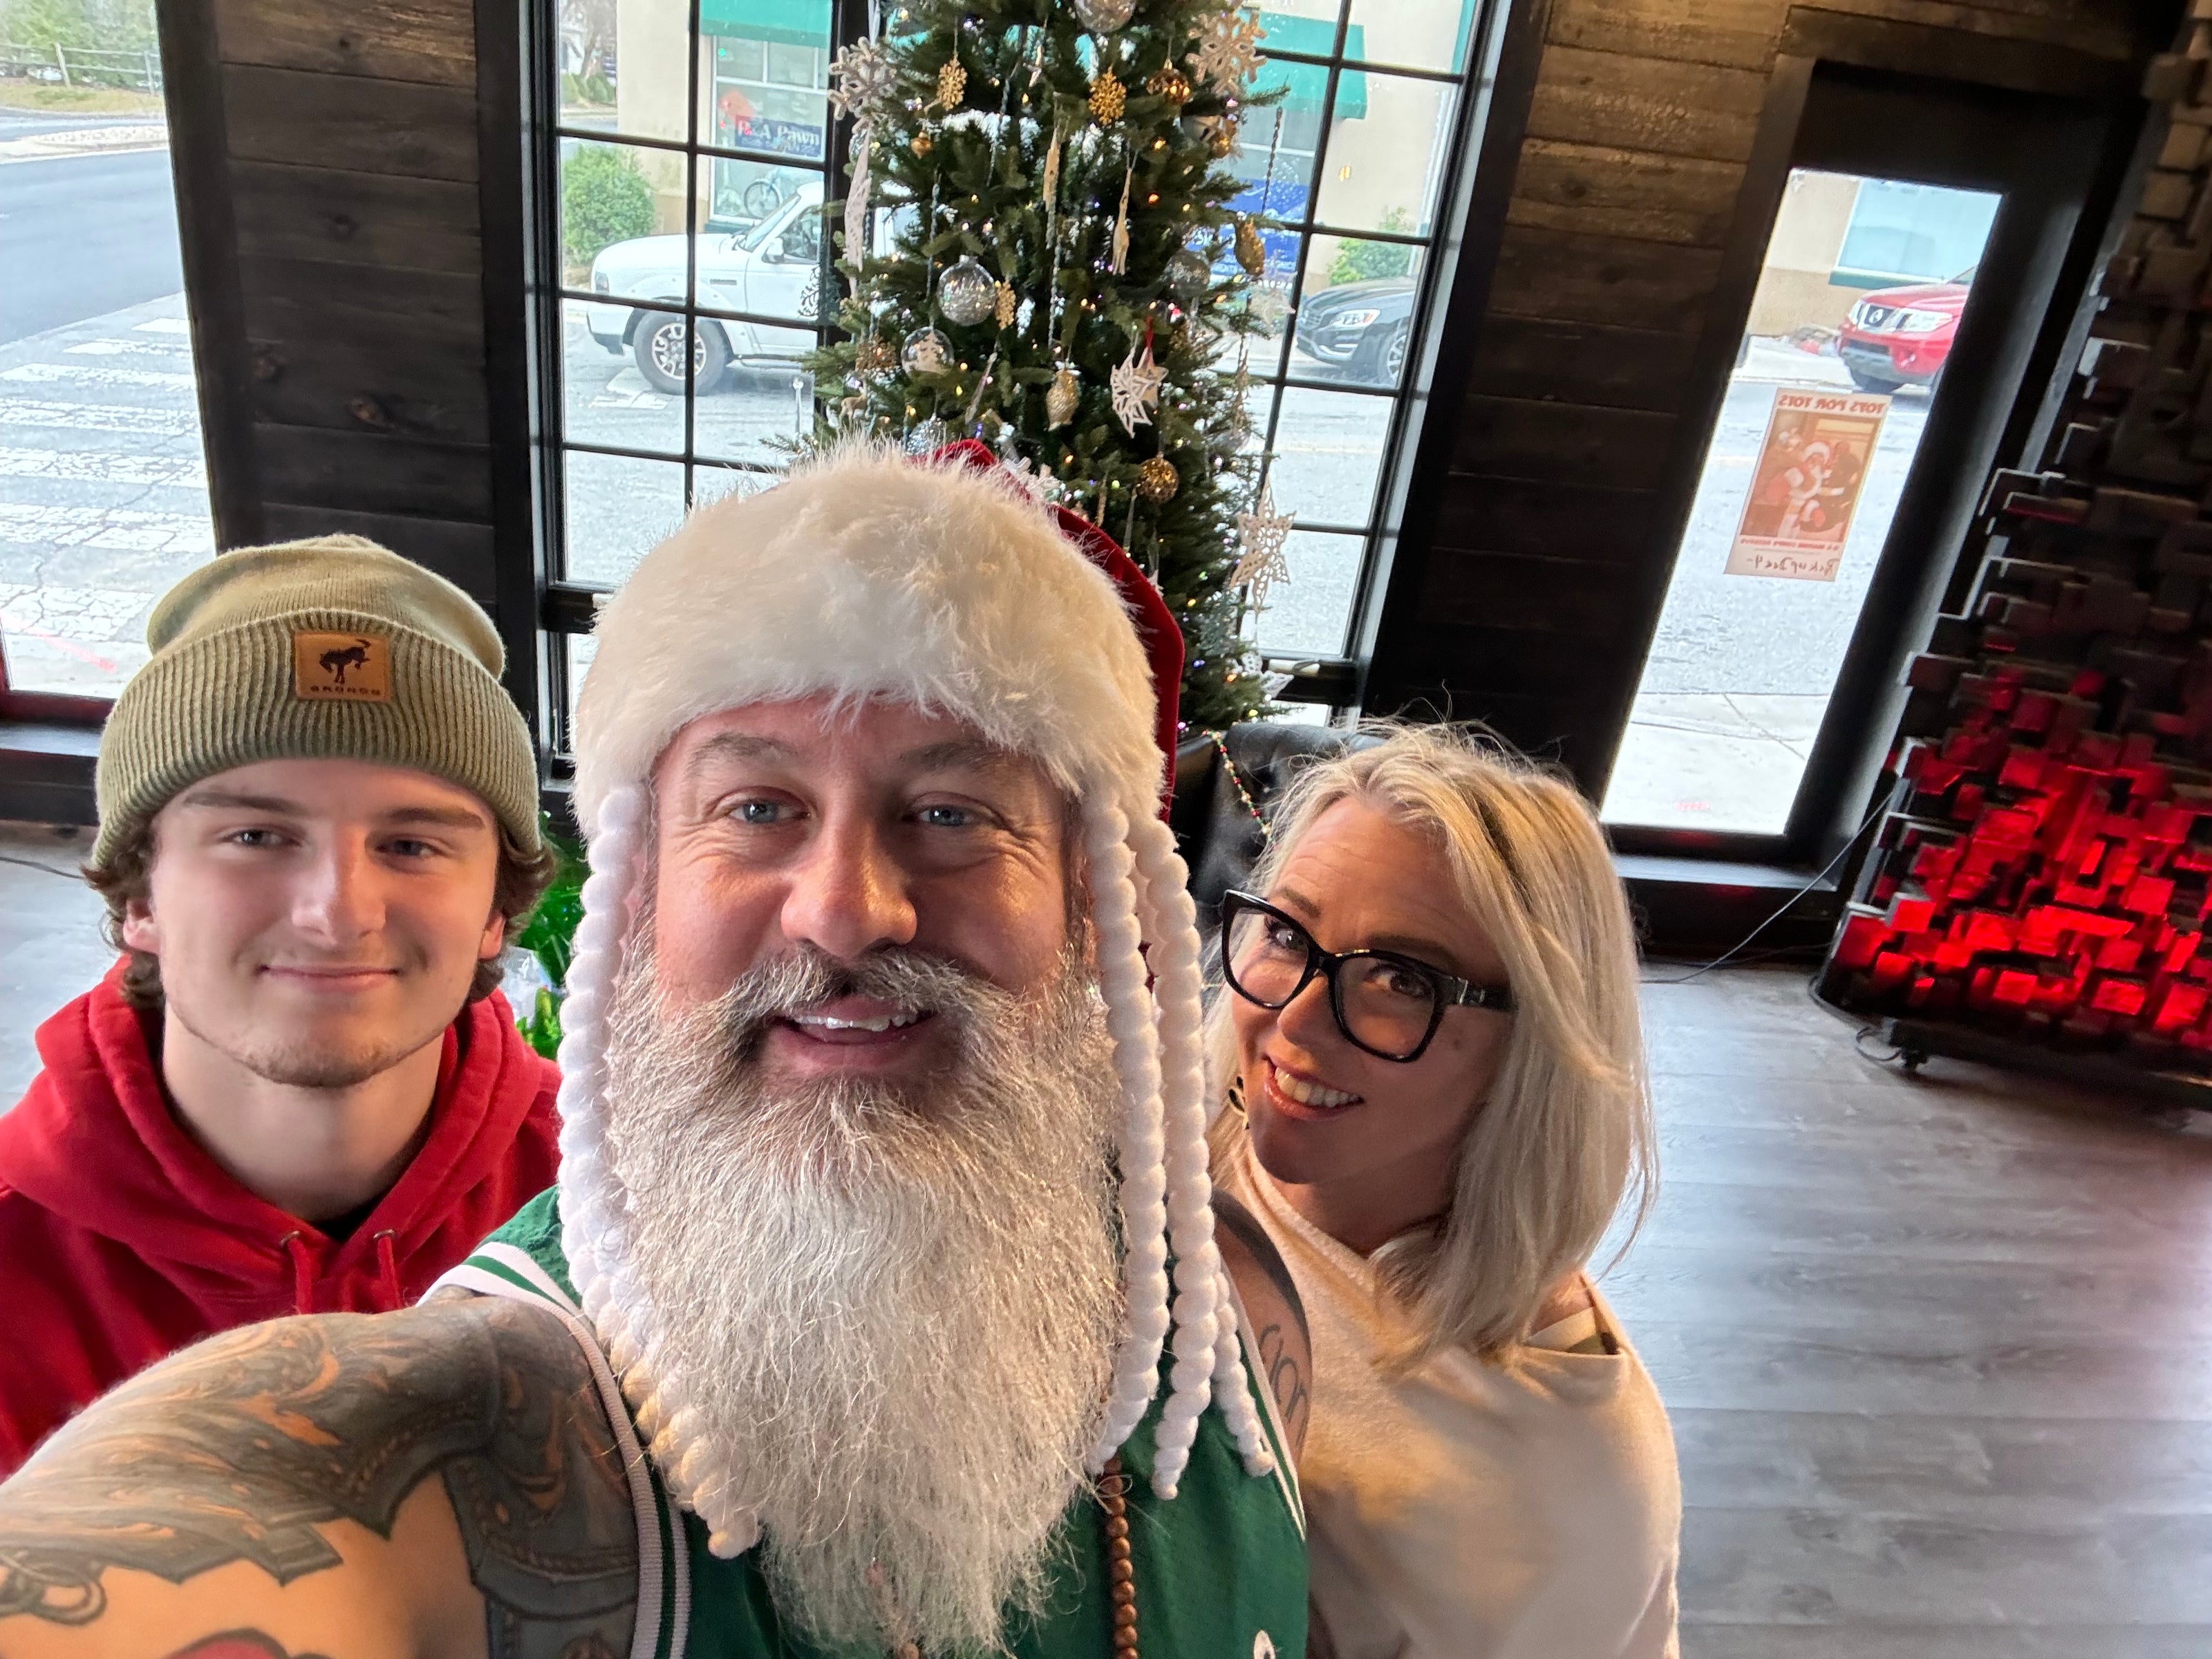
left=173, top=0, right=500, bottom=616
left=1363, top=0, right=2157, bottom=793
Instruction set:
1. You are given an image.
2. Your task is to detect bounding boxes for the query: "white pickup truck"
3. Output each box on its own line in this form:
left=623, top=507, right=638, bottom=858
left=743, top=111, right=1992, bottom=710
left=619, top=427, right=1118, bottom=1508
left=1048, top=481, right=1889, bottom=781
left=584, top=181, right=824, bottom=394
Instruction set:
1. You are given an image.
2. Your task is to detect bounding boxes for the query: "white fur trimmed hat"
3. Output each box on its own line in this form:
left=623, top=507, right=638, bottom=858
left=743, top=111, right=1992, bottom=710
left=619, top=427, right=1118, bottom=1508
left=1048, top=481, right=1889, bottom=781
left=553, top=440, right=1273, bottom=1559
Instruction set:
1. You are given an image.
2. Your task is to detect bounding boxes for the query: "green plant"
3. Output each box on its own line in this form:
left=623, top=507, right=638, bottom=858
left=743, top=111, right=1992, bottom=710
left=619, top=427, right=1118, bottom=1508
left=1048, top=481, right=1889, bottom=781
left=562, top=144, right=655, bottom=265
left=1327, top=207, right=1414, bottom=286
left=809, top=0, right=1284, bottom=731
left=560, top=69, right=615, bottom=106
left=512, top=818, right=586, bottom=1060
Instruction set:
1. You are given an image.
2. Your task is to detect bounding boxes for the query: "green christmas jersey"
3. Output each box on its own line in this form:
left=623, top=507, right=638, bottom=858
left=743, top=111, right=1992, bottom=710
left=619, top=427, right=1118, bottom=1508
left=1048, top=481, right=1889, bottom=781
left=435, top=1189, right=1307, bottom=1659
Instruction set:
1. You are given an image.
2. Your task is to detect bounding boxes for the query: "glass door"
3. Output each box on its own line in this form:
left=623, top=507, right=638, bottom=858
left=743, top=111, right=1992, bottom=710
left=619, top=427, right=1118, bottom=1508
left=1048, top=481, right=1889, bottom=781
left=1601, top=169, right=1998, bottom=836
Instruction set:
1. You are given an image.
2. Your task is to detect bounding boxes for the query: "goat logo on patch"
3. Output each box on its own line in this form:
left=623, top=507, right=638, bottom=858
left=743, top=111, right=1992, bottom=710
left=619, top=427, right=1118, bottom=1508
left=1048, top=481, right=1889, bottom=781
left=292, top=630, right=392, bottom=702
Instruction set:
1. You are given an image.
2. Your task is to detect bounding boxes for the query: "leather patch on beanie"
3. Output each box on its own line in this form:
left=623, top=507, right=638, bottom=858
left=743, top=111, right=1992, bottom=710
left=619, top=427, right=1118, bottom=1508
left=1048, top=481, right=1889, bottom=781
left=292, top=631, right=392, bottom=702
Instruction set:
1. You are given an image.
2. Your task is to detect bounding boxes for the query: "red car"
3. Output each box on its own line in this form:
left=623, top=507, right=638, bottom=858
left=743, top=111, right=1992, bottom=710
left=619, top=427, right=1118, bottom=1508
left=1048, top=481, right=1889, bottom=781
left=1836, top=267, right=1974, bottom=392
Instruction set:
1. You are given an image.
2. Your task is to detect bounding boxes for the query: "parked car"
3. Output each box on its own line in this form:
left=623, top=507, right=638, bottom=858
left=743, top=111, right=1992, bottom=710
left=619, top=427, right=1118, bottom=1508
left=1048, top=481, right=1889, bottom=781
left=1836, top=268, right=1973, bottom=393
left=1294, top=276, right=1414, bottom=387
left=585, top=182, right=824, bottom=395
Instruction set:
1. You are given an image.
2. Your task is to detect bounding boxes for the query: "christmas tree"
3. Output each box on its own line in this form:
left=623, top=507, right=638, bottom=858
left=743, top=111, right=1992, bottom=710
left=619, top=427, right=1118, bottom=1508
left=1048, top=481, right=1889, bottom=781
left=808, top=0, right=1291, bottom=731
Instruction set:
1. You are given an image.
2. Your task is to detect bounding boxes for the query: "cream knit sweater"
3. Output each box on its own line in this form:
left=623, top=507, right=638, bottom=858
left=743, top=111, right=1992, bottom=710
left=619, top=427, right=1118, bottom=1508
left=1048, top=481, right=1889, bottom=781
left=1224, top=1143, right=1682, bottom=1659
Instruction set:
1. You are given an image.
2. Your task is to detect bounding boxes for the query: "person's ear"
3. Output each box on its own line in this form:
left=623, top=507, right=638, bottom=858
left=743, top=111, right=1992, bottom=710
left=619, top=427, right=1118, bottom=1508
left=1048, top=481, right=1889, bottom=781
left=120, top=894, right=160, bottom=956
left=478, top=908, right=507, bottom=963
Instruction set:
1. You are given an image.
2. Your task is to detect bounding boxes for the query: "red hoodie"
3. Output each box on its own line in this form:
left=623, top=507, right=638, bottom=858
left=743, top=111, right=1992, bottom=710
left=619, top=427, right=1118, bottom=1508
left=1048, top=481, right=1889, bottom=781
left=0, top=963, right=561, bottom=1476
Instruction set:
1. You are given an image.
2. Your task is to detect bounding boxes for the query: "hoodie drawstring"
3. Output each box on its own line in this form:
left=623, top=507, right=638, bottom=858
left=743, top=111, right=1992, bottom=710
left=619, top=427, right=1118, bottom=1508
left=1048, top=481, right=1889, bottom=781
left=278, top=1230, right=314, bottom=1315
left=373, top=1229, right=402, bottom=1311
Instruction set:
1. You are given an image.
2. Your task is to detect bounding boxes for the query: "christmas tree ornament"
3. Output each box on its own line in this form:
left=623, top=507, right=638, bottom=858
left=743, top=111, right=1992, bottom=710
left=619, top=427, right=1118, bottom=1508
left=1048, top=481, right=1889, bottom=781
left=1089, top=66, right=1126, bottom=124
left=1045, top=363, right=1080, bottom=427
left=1109, top=342, right=1166, bottom=435
left=1073, top=0, right=1135, bottom=33
left=938, top=255, right=997, bottom=326
left=1110, top=165, right=1134, bottom=274
left=1145, top=65, right=1192, bottom=105
left=935, top=57, right=967, bottom=111
left=1136, top=454, right=1181, bottom=501
left=911, top=127, right=935, bottom=155
left=901, top=325, right=953, bottom=375
left=1041, top=119, right=1066, bottom=209
left=1195, top=112, right=1240, bottom=158
left=1234, top=215, right=1265, bottom=275
left=1165, top=246, right=1211, bottom=304
left=965, top=349, right=1000, bottom=424
left=854, top=331, right=897, bottom=375
left=905, top=414, right=950, bottom=453
left=993, top=280, right=1018, bottom=328
left=1234, top=484, right=1293, bottom=605
left=827, top=36, right=897, bottom=123
left=1190, top=7, right=1266, bottom=93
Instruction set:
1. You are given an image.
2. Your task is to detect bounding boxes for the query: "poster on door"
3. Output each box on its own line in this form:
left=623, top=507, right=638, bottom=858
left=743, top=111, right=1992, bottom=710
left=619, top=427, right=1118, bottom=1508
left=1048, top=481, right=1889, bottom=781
left=1726, top=389, right=1888, bottom=581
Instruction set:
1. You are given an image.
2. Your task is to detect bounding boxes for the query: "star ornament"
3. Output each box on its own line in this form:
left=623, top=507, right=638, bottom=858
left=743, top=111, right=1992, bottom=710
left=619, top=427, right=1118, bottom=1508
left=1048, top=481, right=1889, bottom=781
left=1234, top=486, right=1293, bottom=604
left=1109, top=344, right=1167, bottom=435
left=1191, top=7, right=1266, bottom=93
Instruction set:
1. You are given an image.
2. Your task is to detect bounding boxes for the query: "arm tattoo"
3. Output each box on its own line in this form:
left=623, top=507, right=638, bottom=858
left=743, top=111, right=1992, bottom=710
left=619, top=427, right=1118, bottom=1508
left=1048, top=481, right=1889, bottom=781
left=0, top=1299, right=639, bottom=1659
left=1211, top=1190, right=1306, bottom=1338
left=1256, top=1322, right=1309, bottom=1449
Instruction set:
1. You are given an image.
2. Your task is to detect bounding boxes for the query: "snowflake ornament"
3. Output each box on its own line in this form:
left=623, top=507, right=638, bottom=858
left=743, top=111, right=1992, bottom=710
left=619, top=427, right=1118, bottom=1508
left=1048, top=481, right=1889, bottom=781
left=1234, top=485, right=1293, bottom=605
left=1109, top=344, right=1168, bottom=435
left=827, top=37, right=897, bottom=124
left=1190, top=7, right=1266, bottom=93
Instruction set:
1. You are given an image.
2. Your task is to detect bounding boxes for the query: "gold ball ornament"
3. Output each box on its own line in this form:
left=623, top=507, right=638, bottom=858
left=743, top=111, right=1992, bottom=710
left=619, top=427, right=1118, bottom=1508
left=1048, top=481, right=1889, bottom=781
left=1145, top=66, right=1192, bottom=105
left=1234, top=216, right=1265, bottom=276
left=1136, top=455, right=1180, bottom=502
left=1089, top=67, right=1126, bottom=124
left=936, top=58, right=966, bottom=111
left=1045, top=364, right=1080, bottom=428
left=854, top=332, right=896, bottom=375
left=1208, top=117, right=1239, bottom=158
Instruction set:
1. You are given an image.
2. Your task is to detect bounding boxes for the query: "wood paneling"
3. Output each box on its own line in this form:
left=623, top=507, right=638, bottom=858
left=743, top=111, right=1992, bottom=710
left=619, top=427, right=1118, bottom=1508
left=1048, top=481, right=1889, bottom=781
left=1525, top=45, right=1769, bottom=162
left=1465, top=315, right=1701, bottom=411
left=1546, top=0, right=1782, bottom=71
left=1508, top=138, right=1746, bottom=246
left=260, top=505, right=496, bottom=603
left=1487, top=225, right=1725, bottom=330
left=211, top=0, right=476, bottom=86
left=1781, top=6, right=2137, bottom=92
left=1428, top=474, right=1662, bottom=563
left=223, top=64, right=479, bottom=181
left=233, top=162, right=482, bottom=276
left=1416, top=550, right=1636, bottom=632
left=255, top=424, right=495, bottom=522
left=246, top=336, right=494, bottom=444
left=1451, top=394, right=1680, bottom=487
left=238, top=256, right=487, bottom=353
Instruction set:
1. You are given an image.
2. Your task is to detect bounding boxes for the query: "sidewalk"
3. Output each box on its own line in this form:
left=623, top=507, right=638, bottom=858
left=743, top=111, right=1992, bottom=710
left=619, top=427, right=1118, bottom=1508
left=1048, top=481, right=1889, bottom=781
left=1601, top=691, right=1828, bottom=836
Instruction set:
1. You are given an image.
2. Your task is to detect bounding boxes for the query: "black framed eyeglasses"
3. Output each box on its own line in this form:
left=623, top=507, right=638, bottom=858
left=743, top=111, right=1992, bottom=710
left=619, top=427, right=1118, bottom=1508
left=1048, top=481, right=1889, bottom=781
left=1217, top=890, right=1515, bottom=1064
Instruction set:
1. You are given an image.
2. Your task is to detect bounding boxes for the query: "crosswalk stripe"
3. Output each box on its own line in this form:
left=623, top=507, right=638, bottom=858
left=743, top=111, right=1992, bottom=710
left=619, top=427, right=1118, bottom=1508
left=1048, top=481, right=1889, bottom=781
left=134, top=317, right=192, bottom=335
left=1, top=362, right=198, bottom=391
left=0, top=502, right=213, bottom=554
left=64, top=338, right=191, bottom=360
left=0, top=400, right=196, bottom=437
left=0, top=445, right=205, bottom=485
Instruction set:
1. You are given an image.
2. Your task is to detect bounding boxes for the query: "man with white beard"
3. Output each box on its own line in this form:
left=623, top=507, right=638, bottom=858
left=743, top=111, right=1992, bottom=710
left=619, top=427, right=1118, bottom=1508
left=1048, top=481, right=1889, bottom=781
left=0, top=442, right=1311, bottom=1659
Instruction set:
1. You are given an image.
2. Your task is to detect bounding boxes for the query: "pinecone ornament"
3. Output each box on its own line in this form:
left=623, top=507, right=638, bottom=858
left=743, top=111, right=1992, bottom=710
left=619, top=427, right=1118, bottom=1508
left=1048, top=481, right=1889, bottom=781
left=1234, top=216, right=1265, bottom=275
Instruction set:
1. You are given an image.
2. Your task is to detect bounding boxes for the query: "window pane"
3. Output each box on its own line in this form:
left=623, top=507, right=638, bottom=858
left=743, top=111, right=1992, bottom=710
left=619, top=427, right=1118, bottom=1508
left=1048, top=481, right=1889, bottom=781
left=1601, top=169, right=2001, bottom=835
left=695, top=184, right=825, bottom=322
left=693, top=460, right=777, bottom=511
left=695, top=354, right=816, bottom=467
left=1313, top=72, right=1455, bottom=238
left=561, top=298, right=689, bottom=457
left=1344, top=0, right=1479, bottom=73
left=1293, top=238, right=1423, bottom=388
left=702, top=20, right=830, bottom=172
left=578, top=0, right=690, bottom=142
left=1254, top=529, right=1361, bottom=657
left=1265, top=385, right=1387, bottom=529
left=563, top=451, right=688, bottom=585
left=0, top=75, right=213, bottom=697
left=563, top=629, right=597, bottom=750
left=561, top=137, right=684, bottom=303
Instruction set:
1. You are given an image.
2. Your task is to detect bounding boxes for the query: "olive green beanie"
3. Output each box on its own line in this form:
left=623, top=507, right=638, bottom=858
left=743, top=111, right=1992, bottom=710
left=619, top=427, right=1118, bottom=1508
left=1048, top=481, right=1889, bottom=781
left=92, top=535, right=541, bottom=869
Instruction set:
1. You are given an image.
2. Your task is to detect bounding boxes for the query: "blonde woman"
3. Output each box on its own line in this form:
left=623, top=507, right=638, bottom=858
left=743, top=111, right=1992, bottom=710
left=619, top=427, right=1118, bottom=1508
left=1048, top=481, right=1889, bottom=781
left=1208, top=723, right=1680, bottom=1658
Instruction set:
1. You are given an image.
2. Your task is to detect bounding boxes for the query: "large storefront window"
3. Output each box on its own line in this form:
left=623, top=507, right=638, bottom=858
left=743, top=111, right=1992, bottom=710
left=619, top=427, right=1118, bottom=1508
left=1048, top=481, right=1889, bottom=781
left=0, top=17, right=213, bottom=702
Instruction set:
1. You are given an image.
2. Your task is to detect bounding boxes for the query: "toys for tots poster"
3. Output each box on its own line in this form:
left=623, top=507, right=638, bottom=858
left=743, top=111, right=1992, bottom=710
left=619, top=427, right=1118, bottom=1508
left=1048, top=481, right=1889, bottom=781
left=1727, top=389, right=1888, bottom=581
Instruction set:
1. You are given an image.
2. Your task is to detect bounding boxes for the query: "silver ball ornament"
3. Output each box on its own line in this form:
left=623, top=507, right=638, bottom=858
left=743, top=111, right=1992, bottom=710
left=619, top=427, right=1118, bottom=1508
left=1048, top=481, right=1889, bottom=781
left=901, top=326, right=954, bottom=375
left=1073, top=0, right=1135, bottom=32
left=1165, top=247, right=1212, bottom=305
left=937, top=256, right=998, bottom=327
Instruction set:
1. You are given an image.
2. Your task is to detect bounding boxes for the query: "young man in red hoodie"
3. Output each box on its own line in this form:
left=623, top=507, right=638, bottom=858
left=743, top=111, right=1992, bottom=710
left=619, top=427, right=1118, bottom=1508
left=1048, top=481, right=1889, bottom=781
left=0, top=536, right=561, bottom=1475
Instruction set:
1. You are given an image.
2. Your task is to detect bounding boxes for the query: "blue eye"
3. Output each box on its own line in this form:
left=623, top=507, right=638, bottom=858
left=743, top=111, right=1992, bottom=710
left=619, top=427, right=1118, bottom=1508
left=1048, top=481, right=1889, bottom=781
left=735, top=800, right=782, bottom=825
left=917, top=805, right=973, bottom=828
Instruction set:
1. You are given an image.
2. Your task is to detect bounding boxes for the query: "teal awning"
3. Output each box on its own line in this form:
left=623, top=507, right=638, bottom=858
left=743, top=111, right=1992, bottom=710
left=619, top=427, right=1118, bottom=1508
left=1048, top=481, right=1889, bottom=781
left=1257, top=13, right=1367, bottom=118
left=702, top=0, right=830, bottom=49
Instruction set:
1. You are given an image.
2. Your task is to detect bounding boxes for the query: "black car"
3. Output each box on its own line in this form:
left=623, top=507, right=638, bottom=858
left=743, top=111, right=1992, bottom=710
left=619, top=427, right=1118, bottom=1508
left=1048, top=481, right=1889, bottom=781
left=1294, top=277, right=1415, bottom=387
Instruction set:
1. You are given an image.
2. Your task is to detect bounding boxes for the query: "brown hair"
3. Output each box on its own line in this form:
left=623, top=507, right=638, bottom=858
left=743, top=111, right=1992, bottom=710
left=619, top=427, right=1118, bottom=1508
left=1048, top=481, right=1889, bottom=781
left=85, top=823, right=556, bottom=1012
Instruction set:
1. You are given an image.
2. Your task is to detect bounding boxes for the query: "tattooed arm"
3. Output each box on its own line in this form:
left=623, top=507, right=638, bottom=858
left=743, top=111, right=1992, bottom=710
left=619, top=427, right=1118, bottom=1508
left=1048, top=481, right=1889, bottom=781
left=1212, top=1189, right=1311, bottom=1461
left=0, top=1297, right=637, bottom=1659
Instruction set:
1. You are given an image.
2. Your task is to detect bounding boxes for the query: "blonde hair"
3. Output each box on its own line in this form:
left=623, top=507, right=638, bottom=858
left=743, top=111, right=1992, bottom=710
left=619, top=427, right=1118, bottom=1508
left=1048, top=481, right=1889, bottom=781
left=1208, top=721, right=1653, bottom=1367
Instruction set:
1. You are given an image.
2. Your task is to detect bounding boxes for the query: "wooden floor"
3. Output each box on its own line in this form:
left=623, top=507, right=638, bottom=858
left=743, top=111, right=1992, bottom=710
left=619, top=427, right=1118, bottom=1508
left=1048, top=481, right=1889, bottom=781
left=1, top=836, right=2206, bottom=1651
left=1614, top=964, right=2212, bottom=1657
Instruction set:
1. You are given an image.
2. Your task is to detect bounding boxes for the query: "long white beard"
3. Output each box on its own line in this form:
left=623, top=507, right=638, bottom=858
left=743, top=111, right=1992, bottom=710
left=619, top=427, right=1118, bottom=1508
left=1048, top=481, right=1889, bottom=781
left=597, top=937, right=1122, bottom=1655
